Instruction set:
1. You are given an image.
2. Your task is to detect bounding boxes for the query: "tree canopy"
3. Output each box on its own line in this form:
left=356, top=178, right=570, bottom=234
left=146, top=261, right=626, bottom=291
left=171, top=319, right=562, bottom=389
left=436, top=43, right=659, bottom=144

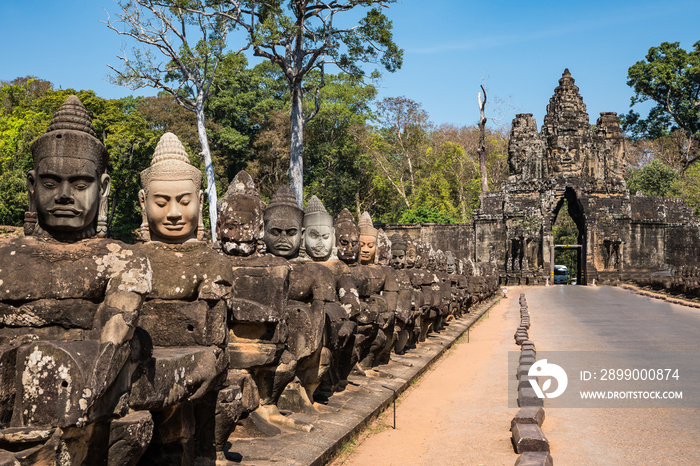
left=622, top=41, right=700, bottom=172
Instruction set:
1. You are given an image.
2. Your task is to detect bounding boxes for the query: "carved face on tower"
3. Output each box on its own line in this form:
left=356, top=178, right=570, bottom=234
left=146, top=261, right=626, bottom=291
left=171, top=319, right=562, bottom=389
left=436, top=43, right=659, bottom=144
left=334, top=208, right=359, bottom=265
left=357, top=211, right=378, bottom=265
left=303, top=195, right=334, bottom=261
left=139, top=132, right=203, bottom=243
left=27, top=95, right=110, bottom=240
left=217, top=170, right=265, bottom=256
left=390, top=233, right=407, bottom=269
left=263, top=185, right=304, bottom=258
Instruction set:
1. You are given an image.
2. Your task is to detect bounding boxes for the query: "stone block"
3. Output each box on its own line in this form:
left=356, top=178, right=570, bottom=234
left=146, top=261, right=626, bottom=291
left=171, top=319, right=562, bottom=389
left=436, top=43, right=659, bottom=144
left=139, top=300, right=227, bottom=347
left=130, top=346, right=227, bottom=410
left=108, top=410, right=153, bottom=466
left=514, top=451, right=554, bottom=466
left=516, top=364, right=532, bottom=380
left=510, top=406, right=545, bottom=430
left=518, top=386, right=543, bottom=407
left=0, top=450, right=19, bottom=466
left=228, top=341, right=282, bottom=369
left=519, top=355, right=536, bottom=366
left=511, top=423, right=549, bottom=453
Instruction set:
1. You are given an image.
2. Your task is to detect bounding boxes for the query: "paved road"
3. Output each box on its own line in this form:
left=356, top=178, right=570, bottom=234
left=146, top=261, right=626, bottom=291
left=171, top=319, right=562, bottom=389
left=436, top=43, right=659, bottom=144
left=525, top=285, right=700, bottom=465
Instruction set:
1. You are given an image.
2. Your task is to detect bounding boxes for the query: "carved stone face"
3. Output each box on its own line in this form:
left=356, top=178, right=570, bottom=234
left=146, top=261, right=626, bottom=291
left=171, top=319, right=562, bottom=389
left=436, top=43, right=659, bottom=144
left=359, top=234, right=377, bottom=265
left=304, top=224, right=334, bottom=261
left=141, top=179, right=201, bottom=243
left=264, top=216, right=303, bottom=258
left=405, top=246, right=416, bottom=268
left=218, top=209, right=262, bottom=256
left=29, top=157, right=108, bottom=235
left=390, top=249, right=406, bottom=269
left=446, top=254, right=457, bottom=274
left=336, top=228, right=359, bottom=264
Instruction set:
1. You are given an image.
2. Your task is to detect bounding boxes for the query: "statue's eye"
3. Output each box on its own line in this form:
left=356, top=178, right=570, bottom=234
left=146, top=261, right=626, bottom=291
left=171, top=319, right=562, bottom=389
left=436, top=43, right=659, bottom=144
left=42, top=181, right=56, bottom=188
left=156, top=201, right=167, bottom=208
left=74, top=183, right=88, bottom=190
left=287, top=229, right=297, bottom=236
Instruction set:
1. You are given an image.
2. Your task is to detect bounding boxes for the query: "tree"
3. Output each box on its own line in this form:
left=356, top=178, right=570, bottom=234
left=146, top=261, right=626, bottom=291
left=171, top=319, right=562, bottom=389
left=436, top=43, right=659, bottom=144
left=626, top=159, right=679, bottom=197
left=671, top=162, right=700, bottom=216
left=622, top=41, right=700, bottom=172
left=183, top=0, right=403, bottom=206
left=477, top=84, right=488, bottom=193
left=104, top=0, right=238, bottom=240
left=369, top=96, right=431, bottom=210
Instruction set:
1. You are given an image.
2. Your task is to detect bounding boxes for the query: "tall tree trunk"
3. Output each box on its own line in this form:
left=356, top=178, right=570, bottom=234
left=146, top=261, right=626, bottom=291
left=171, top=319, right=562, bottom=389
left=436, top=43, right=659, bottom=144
left=195, top=95, right=218, bottom=241
left=478, top=85, right=489, bottom=193
left=289, top=84, right=304, bottom=207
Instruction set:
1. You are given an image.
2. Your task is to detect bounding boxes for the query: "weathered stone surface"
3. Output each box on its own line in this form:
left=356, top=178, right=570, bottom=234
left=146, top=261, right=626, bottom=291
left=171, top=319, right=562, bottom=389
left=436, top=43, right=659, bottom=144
left=139, top=300, right=227, bottom=347
left=130, top=347, right=227, bottom=411
left=0, top=450, right=19, bottom=466
left=514, top=451, right=554, bottom=466
left=511, top=406, right=546, bottom=430
left=518, top=386, right=544, bottom=407
left=108, top=410, right=153, bottom=466
left=512, top=423, right=549, bottom=453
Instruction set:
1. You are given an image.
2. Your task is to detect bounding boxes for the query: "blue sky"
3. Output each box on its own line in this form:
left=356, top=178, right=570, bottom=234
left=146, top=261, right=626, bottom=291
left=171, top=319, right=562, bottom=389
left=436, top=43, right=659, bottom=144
left=1, top=0, right=699, bottom=130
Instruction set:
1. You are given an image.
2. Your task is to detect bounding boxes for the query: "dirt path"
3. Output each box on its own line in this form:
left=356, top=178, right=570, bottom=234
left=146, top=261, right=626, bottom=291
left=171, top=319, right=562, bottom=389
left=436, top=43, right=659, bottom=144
left=332, top=289, right=520, bottom=466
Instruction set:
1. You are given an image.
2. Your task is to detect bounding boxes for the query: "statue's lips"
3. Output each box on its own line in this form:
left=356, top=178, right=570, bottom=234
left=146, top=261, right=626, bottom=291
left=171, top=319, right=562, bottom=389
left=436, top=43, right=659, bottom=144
left=48, top=207, right=81, bottom=217
left=274, top=242, right=292, bottom=251
left=163, top=223, right=186, bottom=230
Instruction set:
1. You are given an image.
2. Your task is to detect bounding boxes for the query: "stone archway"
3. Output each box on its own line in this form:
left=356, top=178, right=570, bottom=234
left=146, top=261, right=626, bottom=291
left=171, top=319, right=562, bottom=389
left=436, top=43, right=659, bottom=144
left=473, top=69, right=698, bottom=286
left=548, top=187, right=587, bottom=285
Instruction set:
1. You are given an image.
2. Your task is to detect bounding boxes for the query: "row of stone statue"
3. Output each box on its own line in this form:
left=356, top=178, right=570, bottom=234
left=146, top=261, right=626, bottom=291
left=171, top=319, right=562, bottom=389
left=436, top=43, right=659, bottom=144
left=0, top=96, right=497, bottom=465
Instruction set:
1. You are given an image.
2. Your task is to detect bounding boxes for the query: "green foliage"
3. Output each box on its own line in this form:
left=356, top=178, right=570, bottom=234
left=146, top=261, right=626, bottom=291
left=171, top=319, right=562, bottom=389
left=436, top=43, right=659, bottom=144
left=671, top=162, right=700, bottom=216
left=621, top=41, right=700, bottom=170
left=627, top=159, right=679, bottom=197
left=399, top=205, right=457, bottom=224
left=303, top=73, right=378, bottom=217
left=0, top=169, right=27, bottom=226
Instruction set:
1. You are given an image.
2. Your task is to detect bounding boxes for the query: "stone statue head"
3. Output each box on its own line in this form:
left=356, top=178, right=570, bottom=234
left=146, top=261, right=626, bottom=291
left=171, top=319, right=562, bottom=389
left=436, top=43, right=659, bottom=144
left=303, top=195, right=334, bottom=261
left=404, top=233, right=417, bottom=268
left=414, top=240, right=427, bottom=269
left=445, top=251, right=457, bottom=274
left=217, top=170, right=266, bottom=256
left=26, top=95, right=110, bottom=240
left=389, top=233, right=407, bottom=269
left=334, top=208, right=359, bottom=265
left=358, top=211, right=378, bottom=265
left=263, top=185, right=303, bottom=258
left=139, top=132, right=203, bottom=243
left=435, top=249, right=447, bottom=273
left=376, top=228, right=391, bottom=266
left=427, top=246, right=438, bottom=271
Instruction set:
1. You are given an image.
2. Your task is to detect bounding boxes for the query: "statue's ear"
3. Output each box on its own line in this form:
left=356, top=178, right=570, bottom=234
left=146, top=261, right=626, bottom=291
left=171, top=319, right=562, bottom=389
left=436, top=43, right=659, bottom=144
left=100, top=173, right=111, bottom=199
left=27, top=170, right=36, bottom=200
left=138, top=189, right=146, bottom=211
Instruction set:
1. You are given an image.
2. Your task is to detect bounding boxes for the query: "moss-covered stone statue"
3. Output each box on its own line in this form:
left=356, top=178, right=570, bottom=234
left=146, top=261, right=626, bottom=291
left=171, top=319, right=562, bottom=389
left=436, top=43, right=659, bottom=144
left=0, top=95, right=152, bottom=464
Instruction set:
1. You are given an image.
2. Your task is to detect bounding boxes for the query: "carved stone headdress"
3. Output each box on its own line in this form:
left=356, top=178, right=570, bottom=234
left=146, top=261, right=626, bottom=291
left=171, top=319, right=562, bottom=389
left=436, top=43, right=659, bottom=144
left=139, top=132, right=204, bottom=241
left=357, top=211, right=378, bottom=239
left=264, top=185, right=303, bottom=225
left=140, top=132, right=202, bottom=191
left=26, top=95, right=110, bottom=237
left=334, top=208, right=357, bottom=232
left=390, top=233, right=407, bottom=252
left=303, top=195, right=333, bottom=228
